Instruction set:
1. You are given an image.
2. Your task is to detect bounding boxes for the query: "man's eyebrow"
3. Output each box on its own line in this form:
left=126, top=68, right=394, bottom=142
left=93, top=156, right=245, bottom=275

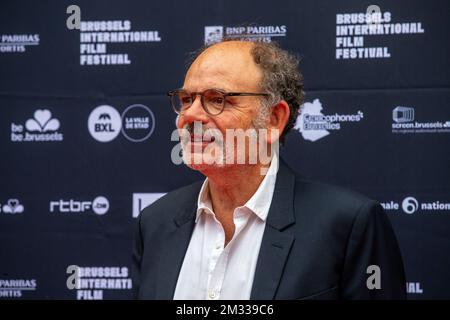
left=180, top=87, right=232, bottom=93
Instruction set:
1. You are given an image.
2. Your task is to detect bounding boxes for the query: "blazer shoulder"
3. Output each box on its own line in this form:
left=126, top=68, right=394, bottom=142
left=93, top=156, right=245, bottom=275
left=139, top=180, right=203, bottom=225
left=293, top=174, right=380, bottom=222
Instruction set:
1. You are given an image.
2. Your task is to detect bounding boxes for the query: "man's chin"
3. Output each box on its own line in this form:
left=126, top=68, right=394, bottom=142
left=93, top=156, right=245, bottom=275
left=182, top=152, right=226, bottom=172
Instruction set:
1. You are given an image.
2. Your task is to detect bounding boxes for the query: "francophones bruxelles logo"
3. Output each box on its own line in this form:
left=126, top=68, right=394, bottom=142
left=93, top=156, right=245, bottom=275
left=88, top=104, right=155, bottom=143
left=11, top=109, right=64, bottom=142
left=50, top=196, right=109, bottom=215
left=294, top=99, right=364, bottom=142
left=0, top=199, right=24, bottom=214
left=204, top=24, right=287, bottom=45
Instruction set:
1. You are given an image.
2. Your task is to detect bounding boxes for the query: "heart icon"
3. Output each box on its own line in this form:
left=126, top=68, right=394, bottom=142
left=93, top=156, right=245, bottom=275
left=34, top=109, right=52, bottom=128
left=8, top=199, right=19, bottom=208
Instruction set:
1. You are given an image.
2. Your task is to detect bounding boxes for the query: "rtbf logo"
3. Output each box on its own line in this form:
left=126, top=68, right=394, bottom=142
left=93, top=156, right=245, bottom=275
left=50, top=196, right=109, bottom=215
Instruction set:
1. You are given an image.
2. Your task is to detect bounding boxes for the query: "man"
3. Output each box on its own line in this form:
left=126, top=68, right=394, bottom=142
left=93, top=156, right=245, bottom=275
left=132, top=40, right=406, bottom=299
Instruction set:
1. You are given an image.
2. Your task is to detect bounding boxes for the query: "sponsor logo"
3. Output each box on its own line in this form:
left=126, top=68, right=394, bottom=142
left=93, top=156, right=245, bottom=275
left=1, top=199, right=24, bottom=214
left=293, top=99, right=364, bottom=142
left=79, top=20, right=161, bottom=66
left=66, top=265, right=132, bottom=300
left=335, top=8, right=425, bottom=59
left=88, top=105, right=155, bottom=143
left=391, top=106, right=450, bottom=134
left=11, top=109, right=63, bottom=142
left=0, top=279, right=37, bottom=298
left=393, top=106, right=415, bottom=123
left=121, top=104, right=155, bottom=142
left=88, top=105, right=122, bottom=142
left=132, top=193, right=166, bottom=218
left=204, top=24, right=287, bottom=44
left=0, top=34, right=40, bottom=53
left=406, top=282, right=423, bottom=294
left=50, top=196, right=109, bottom=215
left=381, top=196, right=450, bottom=214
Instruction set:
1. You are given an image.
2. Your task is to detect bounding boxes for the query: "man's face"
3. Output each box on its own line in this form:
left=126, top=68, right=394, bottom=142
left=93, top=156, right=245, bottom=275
left=177, top=42, right=268, bottom=172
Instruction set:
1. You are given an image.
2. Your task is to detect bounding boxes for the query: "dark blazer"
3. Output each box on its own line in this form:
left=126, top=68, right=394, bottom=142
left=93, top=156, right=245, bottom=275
left=132, top=159, right=406, bottom=299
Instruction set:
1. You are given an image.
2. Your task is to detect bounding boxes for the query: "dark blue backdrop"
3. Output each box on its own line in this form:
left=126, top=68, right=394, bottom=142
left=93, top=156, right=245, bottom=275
left=1, top=0, right=449, bottom=299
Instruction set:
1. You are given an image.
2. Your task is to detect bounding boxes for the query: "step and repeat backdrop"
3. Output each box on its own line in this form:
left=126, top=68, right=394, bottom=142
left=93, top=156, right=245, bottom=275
left=1, top=0, right=449, bottom=299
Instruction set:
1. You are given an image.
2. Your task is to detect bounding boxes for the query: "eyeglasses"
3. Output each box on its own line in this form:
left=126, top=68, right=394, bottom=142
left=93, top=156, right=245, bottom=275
left=167, top=88, right=270, bottom=116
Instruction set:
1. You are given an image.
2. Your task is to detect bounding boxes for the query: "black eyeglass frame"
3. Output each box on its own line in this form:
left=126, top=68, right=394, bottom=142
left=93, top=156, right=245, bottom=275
left=167, top=88, right=270, bottom=115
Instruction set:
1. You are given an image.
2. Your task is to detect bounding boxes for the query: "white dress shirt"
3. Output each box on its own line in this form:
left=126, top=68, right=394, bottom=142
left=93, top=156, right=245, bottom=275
left=173, top=155, right=279, bottom=300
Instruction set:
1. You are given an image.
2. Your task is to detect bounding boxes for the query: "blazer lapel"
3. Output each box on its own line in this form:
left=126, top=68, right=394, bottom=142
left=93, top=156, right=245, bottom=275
left=251, top=160, right=296, bottom=300
left=155, top=187, right=199, bottom=299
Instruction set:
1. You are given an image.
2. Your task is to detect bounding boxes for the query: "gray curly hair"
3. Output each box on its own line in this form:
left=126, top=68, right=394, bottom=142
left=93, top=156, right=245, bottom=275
left=187, top=39, right=304, bottom=143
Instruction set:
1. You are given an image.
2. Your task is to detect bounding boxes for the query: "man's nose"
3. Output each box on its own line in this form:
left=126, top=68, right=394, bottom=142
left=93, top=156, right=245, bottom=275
left=179, top=95, right=209, bottom=126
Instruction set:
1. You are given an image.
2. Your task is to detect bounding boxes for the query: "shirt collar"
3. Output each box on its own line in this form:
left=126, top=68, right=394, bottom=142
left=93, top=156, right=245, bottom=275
left=196, top=154, right=279, bottom=223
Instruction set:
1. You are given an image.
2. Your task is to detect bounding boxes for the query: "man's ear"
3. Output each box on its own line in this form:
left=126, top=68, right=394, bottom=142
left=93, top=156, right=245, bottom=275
left=266, top=100, right=290, bottom=145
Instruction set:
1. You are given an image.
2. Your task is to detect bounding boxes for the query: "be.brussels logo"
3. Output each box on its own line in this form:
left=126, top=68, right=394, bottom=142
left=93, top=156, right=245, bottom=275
left=0, top=199, right=24, bottom=214
left=50, top=196, right=109, bottom=215
left=88, top=105, right=155, bottom=143
left=204, top=24, right=287, bottom=45
left=132, top=193, right=166, bottom=218
left=11, top=109, right=63, bottom=142
left=381, top=196, right=450, bottom=215
left=391, top=106, right=450, bottom=134
left=294, top=99, right=364, bottom=142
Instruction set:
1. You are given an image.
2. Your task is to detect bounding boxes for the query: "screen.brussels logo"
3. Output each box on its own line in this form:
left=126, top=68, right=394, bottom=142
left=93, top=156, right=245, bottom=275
left=88, top=104, right=155, bottom=143
left=132, top=193, right=166, bottom=218
left=293, top=99, right=364, bottom=142
left=393, top=106, right=414, bottom=123
left=50, top=196, right=109, bottom=215
left=0, top=199, right=24, bottom=214
left=391, top=106, right=450, bottom=134
left=11, top=109, right=64, bottom=142
left=204, top=24, right=287, bottom=45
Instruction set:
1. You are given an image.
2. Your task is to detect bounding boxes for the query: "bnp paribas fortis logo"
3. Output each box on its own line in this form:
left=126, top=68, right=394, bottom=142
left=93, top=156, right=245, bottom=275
left=204, top=25, right=287, bottom=45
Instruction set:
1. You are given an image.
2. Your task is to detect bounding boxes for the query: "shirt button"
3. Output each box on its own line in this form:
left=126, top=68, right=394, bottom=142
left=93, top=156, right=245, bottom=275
left=215, top=244, right=221, bottom=250
left=209, top=291, right=217, bottom=299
